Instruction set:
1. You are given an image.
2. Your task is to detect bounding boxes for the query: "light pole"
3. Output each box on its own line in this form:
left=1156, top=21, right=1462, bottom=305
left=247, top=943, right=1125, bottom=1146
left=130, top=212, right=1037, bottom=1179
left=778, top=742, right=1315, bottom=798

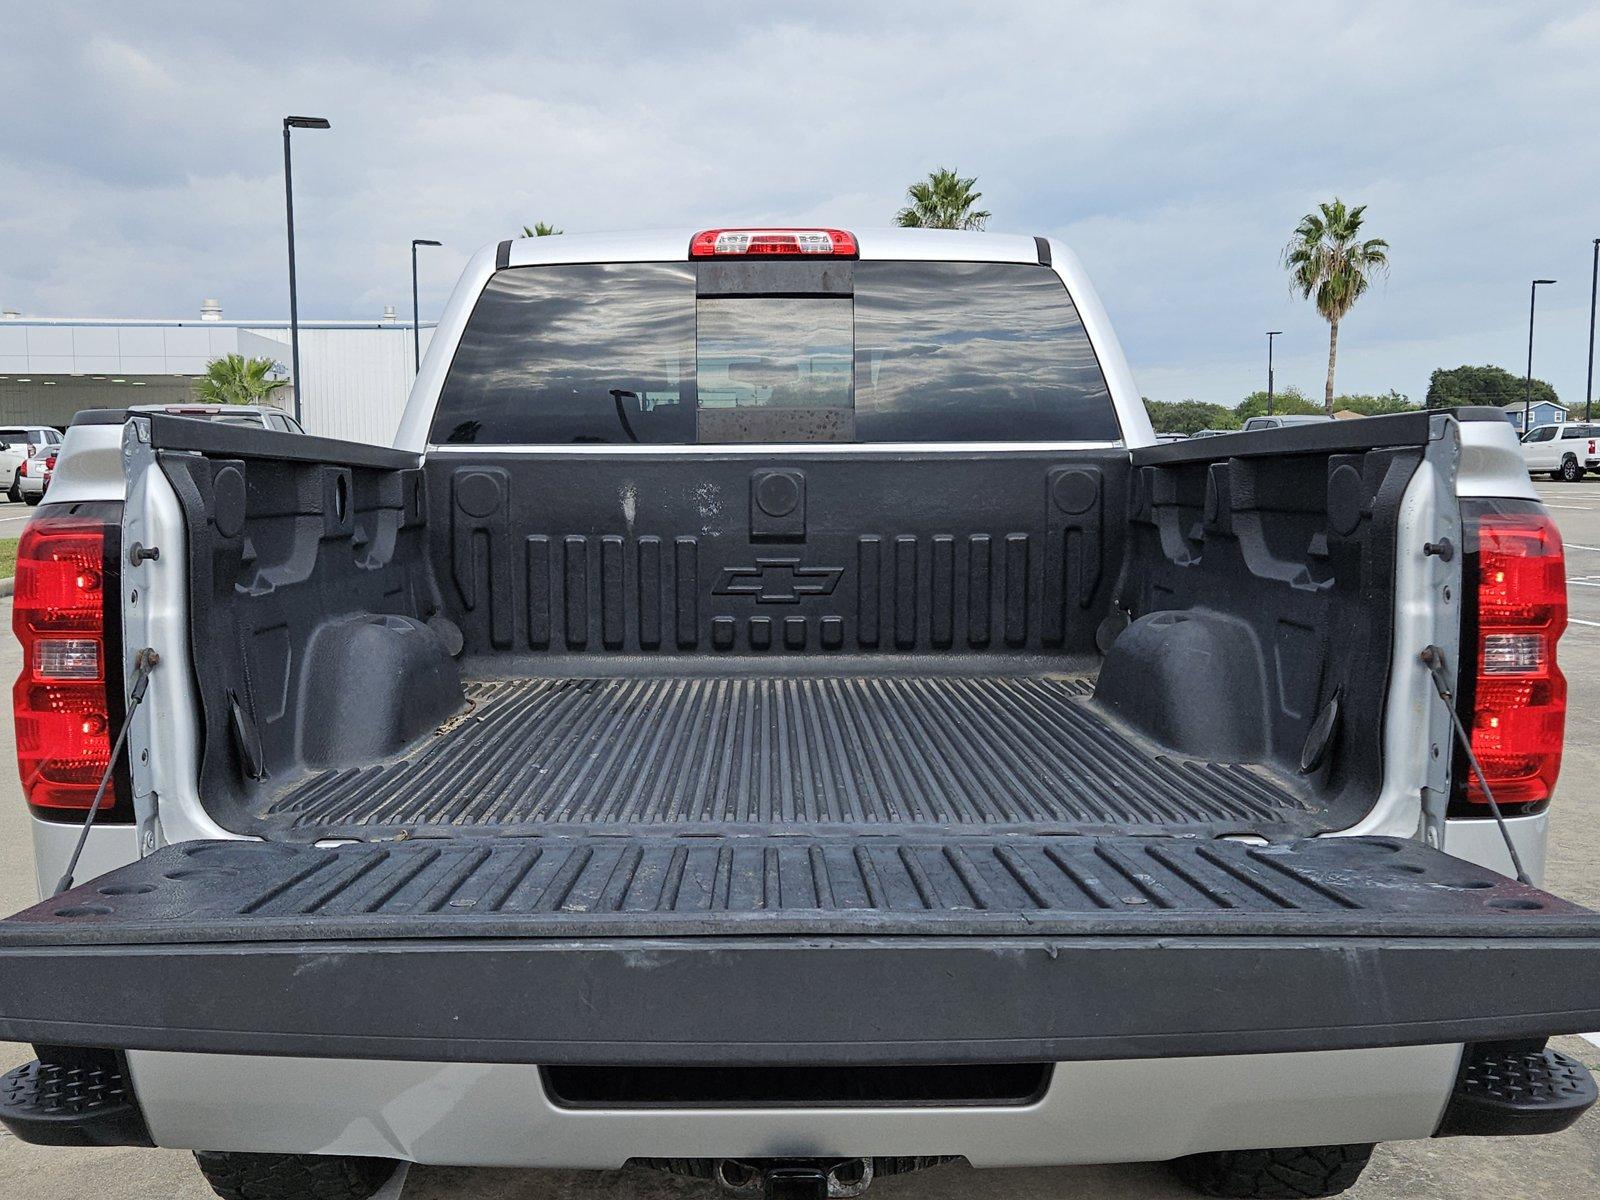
left=411, top=239, right=442, bottom=372
left=1266, top=331, right=1283, bottom=416
left=1587, top=240, right=1598, bottom=423
left=282, top=115, right=331, bottom=425
left=1524, top=279, right=1556, bottom=434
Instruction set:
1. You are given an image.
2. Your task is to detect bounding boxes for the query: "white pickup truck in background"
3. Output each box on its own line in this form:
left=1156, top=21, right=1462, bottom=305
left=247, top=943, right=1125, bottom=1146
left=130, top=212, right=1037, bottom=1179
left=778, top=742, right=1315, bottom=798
left=1520, top=420, right=1600, bottom=482
left=0, top=227, right=1594, bottom=1200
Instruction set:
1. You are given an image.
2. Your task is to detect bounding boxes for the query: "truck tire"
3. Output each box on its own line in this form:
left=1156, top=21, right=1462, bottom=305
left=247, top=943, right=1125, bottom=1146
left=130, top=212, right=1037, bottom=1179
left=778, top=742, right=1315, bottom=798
left=1560, top=455, right=1585, bottom=482
left=1170, top=1143, right=1374, bottom=1198
left=193, top=1151, right=398, bottom=1200
left=6, top=480, right=18, bottom=503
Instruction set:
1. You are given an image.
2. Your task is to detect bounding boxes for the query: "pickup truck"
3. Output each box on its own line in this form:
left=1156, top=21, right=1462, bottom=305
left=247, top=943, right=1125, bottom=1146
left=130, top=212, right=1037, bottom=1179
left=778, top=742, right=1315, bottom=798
left=1520, top=420, right=1600, bottom=482
left=0, top=227, right=1596, bottom=1200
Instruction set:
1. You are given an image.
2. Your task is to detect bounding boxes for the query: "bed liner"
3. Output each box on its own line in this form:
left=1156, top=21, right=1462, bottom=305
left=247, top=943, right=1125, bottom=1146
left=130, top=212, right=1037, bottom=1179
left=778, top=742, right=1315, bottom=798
left=256, top=674, right=1315, bottom=841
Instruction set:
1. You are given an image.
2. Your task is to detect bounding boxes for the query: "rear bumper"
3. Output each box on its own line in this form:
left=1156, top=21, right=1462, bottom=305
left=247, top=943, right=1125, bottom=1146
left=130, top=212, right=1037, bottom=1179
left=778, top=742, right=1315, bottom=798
left=13, top=1041, right=1592, bottom=1163
left=123, top=1045, right=1463, bottom=1167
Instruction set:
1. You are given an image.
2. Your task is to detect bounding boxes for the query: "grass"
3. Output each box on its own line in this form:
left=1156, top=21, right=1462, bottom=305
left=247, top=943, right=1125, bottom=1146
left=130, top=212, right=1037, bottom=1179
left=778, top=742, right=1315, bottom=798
left=0, top=537, right=17, bottom=581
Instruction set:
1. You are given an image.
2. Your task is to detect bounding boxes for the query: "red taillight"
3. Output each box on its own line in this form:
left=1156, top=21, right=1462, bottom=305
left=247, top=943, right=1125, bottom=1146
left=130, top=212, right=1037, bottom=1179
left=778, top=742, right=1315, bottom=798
left=1467, top=512, right=1566, bottom=805
left=16, top=460, right=26, bottom=478
left=12, top=518, right=115, bottom=811
left=690, top=228, right=857, bottom=258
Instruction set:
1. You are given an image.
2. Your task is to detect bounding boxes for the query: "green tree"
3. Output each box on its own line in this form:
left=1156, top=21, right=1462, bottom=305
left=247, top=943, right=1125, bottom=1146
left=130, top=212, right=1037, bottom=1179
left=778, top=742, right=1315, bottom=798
left=193, top=354, right=288, bottom=405
left=1143, top=398, right=1240, bottom=435
left=1282, top=198, right=1390, bottom=414
left=1425, top=364, right=1559, bottom=410
left=521, top=222, right=563, bottom=236
left=894, top=168, right=990, bottom=230
left=1333, top=390, right=1417, bottom=416
left=1234, top=385, right=1322, bottom=421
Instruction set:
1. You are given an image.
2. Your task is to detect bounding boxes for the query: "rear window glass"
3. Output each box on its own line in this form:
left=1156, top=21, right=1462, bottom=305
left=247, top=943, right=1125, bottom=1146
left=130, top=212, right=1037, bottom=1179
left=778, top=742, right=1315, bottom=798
left=696, top=295, right=854, bottom=443
left=432, top=260, right=1117, bottom=445
left=851, top=261, right=1116, bottom=442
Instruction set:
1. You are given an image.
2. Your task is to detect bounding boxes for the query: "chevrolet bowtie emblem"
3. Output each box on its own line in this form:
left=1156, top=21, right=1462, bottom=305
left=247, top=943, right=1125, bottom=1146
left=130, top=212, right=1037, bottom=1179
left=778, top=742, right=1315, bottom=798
left=714, top=559, right=844, bottom=604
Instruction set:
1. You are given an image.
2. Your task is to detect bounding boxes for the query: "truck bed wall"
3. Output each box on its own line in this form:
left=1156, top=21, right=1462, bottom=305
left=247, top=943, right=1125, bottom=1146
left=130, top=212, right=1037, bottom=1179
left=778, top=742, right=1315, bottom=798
left=1110, top=438, right=1424, bottom=821
left=425, top=449, right=1130, bottom=670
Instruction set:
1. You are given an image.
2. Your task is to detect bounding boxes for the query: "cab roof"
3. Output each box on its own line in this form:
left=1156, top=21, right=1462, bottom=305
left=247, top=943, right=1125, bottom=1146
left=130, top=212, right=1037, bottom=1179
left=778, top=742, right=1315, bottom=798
left=501, top=226, right=1047, bottom=269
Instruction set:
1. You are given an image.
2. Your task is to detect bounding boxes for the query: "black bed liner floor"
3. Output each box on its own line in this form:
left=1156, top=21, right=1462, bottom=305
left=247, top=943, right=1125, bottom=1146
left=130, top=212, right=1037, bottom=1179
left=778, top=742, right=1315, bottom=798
left=259, top=675, right=1313, bottom=840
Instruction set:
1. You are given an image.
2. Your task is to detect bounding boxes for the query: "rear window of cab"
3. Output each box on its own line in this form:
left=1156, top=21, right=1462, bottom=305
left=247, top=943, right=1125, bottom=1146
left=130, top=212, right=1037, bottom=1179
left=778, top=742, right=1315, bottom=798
left=430, top=261, right=1119, bottom=445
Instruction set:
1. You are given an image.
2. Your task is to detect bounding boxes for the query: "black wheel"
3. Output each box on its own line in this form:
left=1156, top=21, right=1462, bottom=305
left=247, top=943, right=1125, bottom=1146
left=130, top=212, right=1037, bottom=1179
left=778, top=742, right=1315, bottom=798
left=193, top=1151, right=398, bottom=1200
left=1171, top=1143, right=1374, bottom=1198
left=23, top=492, right=40, bottom=506
left=6, top=480, right=18, bottom=503
left=1560, top=455, right=1584, bottom=482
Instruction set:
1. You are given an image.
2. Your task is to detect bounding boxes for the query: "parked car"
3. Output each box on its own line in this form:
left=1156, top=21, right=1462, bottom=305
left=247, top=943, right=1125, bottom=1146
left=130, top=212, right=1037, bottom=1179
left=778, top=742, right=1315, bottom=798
left=0, top=227, right=1593, bottom=1200
left=0, top=425, right=62, bottom=501
left=1241, top=413, right=1334, bottom=432
left=1190, top=427, right=1232, bottom=438
left=13, top=448, right=56, bottom=505
left=1519, top=420, right=1600, bottom=482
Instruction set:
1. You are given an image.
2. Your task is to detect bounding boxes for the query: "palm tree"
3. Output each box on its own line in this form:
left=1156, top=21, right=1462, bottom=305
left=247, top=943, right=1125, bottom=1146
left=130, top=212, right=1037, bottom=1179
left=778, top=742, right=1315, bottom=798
left=521, top=222, right=563, bottom=237
left=193, top=354, right=288, bottom=406
left=894, top=168, right=990, bottom=230
left=1282, top=199, right=1390, bottom=414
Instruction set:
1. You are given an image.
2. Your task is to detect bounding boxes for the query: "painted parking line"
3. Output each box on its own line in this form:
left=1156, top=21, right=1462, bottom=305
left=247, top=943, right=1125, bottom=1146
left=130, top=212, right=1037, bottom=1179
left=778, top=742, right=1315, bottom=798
left=1564, top=543, right=1600, bottom=553
left=1583, top=1032, right=1600, bottom=1051
left=1569, top=617, right=1600, bottom=628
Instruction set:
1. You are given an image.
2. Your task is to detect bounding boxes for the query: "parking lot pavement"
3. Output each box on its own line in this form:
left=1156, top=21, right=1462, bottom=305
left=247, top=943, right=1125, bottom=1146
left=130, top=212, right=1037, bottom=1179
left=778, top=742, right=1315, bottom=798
left=1, top=479, right=1599, bottom=1197
left=0, top=499, right=36, bottom=537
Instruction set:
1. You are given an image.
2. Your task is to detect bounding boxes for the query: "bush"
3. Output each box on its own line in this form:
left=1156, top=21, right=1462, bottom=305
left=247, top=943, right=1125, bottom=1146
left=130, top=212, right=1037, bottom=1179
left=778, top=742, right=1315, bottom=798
left=1333, top=390, right=1417, bottom=416
left=1144, top=399, right=1240, bottom=435
left=1234, top=386, right=1322, bottom=420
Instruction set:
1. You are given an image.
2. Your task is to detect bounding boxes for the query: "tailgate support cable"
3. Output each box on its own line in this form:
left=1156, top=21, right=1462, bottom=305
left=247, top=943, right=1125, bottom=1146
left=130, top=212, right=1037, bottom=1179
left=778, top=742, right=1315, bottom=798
left=1419, top=645, right=1531, bottom=885
left=52, top=648, right=160, bottom=897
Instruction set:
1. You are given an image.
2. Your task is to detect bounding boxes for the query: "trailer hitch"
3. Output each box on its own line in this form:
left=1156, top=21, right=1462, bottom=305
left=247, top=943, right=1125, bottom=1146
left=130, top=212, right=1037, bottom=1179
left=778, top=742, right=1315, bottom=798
left=762, top=1166, right=831, bottom=1200
left=715, top=1158, right=875, bottom=1200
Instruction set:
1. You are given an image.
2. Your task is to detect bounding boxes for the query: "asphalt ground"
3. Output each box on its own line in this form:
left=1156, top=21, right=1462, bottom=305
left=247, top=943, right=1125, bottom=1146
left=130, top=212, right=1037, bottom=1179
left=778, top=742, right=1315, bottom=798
left=0, top=481, right=1597, bottom=1198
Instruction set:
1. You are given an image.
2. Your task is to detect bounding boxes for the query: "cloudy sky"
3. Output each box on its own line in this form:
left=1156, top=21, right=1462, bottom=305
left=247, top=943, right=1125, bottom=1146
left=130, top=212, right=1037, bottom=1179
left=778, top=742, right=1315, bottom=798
left=3, top=1, right=1598, bottom=408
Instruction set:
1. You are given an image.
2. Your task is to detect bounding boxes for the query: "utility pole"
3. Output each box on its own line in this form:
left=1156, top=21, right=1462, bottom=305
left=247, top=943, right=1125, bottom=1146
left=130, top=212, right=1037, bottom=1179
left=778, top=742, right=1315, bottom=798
left=1525, top=279, right=1556, bottom=434
left=411, top=239, right=442, bottom=372
left=1266, top=331, right=1282, bottom=416
left=1587, top=240, right=1598, bottom=422
left=282, top=116, right=331, bottom=425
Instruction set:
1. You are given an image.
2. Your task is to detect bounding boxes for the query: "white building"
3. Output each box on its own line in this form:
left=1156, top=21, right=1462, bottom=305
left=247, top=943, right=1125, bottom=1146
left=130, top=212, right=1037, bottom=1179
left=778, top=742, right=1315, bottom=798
left=0, top=302, right=435, bottom=446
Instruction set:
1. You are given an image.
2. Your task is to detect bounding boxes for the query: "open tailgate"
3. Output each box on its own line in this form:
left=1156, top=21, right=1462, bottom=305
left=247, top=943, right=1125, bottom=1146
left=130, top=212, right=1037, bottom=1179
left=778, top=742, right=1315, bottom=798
left=0, top=833, right=1598, bottom=1065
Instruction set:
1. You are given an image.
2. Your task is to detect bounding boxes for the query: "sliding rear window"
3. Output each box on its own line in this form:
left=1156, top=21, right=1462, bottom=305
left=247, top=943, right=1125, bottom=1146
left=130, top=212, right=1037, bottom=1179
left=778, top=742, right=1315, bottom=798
left=431, top=260, right=1118, bottom=445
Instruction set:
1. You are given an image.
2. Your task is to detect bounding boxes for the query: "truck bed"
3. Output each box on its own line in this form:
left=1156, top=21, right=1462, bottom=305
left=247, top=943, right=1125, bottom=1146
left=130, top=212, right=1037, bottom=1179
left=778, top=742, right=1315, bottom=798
left=258, top=674, right=1313, bottom=841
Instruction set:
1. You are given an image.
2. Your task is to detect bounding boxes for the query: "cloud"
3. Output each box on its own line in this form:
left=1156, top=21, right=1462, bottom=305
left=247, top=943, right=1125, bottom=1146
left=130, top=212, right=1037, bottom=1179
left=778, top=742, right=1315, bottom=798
left=2, top=0, right=1597, bottom=408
